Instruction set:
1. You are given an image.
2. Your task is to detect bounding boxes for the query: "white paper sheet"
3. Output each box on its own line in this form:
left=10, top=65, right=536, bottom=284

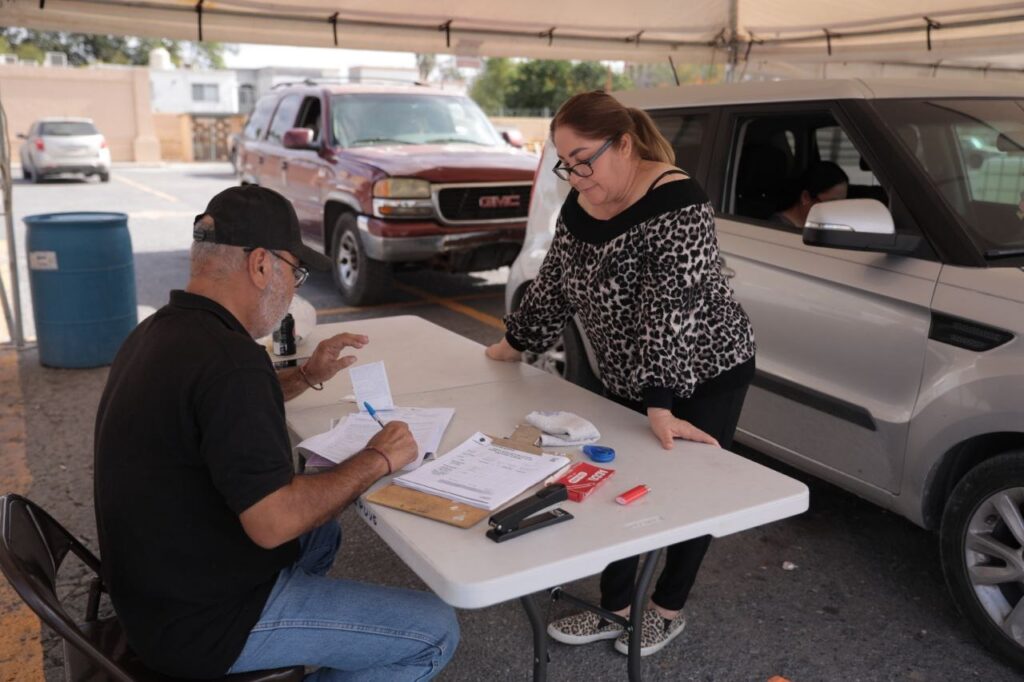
left=350, top=361, right=394, bottom=411
left=392, top=433, right=570, bottom=510
left=297, top=407, right=454, bottom=471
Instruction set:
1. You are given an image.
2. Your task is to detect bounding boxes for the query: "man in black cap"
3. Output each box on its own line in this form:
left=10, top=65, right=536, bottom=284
left=94, top=185, right=459, bottom=680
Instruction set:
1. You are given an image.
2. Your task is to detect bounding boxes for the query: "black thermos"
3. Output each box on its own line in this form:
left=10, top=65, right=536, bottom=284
left=273, top=313, right=296, bottom=356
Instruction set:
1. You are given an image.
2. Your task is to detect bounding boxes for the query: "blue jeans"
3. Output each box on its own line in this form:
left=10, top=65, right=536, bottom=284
left=228, top=520, right=459, bottom=681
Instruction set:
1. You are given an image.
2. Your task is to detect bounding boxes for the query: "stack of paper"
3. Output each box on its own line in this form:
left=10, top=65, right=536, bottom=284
left=297, top=407, right=455, bottom=471
left=393, top=433, right=570, bottom=511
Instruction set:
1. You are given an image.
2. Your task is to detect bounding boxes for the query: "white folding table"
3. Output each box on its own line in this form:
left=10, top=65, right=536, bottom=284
left=285, top=316, right=809, bottom=681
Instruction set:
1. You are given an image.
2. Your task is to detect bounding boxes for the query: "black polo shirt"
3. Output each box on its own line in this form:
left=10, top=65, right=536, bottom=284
left=94, top=290, right=298, bottom=678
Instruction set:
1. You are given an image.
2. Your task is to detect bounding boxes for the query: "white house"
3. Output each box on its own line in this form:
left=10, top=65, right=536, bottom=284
left=148, top=48, right=239, bottom=115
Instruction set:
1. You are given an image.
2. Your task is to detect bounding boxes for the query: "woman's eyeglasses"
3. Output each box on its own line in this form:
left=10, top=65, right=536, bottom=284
left=552, top=138, right=614, bottom=180
left=245, top=247, right=309, bottom=288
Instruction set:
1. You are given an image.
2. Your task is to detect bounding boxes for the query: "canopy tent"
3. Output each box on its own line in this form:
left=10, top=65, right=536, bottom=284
left=4, top=1, right=1024, bottom=347
left=4, top=0, right=1024, bottom=68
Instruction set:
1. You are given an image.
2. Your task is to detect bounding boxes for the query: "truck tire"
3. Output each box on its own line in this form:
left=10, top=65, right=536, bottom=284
left=940, top=451, right=1024, bottom=670
left=330, top=213, right=391, bottom=306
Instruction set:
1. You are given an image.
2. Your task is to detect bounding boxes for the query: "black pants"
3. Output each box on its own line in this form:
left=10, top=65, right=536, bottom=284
left=599, top=365, right=752, bottom=612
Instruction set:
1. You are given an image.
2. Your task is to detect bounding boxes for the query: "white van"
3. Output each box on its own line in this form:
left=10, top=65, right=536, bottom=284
left=506, top=79, right=1024, bottom=668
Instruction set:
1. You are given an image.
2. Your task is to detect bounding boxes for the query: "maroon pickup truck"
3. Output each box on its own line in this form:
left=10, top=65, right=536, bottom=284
left=237, top=82, right=539, bottom=304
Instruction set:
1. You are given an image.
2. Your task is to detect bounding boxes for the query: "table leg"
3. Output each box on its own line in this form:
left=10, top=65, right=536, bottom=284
left=628, top=549, right=662, bottom=682
left=520, top=593, right=549, bottom=681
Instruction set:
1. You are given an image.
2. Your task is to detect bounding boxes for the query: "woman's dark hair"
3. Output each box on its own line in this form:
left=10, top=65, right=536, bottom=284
left=800, top=161, right=849, bottom=199
left=778, top=161, right=849, bottom=210
left=550, top=90, right=675, bottom=164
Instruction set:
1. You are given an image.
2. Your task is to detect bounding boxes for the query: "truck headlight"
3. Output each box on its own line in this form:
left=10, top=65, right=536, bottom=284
left=372, top=178, right=434, bottom=218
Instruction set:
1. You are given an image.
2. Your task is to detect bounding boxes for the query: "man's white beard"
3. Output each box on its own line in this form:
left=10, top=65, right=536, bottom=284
left=252, top=268, right=292, bottom=339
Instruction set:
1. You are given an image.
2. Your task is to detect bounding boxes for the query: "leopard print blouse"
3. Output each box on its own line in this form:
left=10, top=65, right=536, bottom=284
left=504, top=178, right=755, bottom=409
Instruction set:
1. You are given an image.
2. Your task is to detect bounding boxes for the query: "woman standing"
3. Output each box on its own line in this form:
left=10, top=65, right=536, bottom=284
left=486, top=90, right=756, bottom=657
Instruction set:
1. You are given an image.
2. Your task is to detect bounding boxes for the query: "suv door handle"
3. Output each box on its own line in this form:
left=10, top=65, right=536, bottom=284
left=719, top=255, right=736, bottom=279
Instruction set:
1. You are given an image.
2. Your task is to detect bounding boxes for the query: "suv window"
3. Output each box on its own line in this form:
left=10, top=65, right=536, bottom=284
left=243, top=95, right=277, bottom=141
left=650, top=112, right=708, bottom=174
left=266, top=94, right=303, bottom=146
left=295, top=96, right=322, bottom=144
left=873, top=98, right=1024, bottom=258
left=726, top=111, right=890, bottom=229
left=330, top=93, right=500, bottom=147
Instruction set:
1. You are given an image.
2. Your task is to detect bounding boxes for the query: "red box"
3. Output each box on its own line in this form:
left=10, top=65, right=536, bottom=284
left=553, top=462, right=615, bottom=502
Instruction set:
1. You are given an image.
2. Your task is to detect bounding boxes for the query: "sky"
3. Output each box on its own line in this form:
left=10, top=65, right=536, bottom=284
left=224, top=43, right=417, bottom=71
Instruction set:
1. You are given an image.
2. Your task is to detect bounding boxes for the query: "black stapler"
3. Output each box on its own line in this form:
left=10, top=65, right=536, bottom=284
left=486, top=483, right=574, bottom=543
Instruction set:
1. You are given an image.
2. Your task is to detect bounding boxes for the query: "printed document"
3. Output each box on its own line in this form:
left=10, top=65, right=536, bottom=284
left=393, top=432, right=570, bottom=510
left=350, top=361, right=394, bottom=411
left=297, top=407, right=454, bottom=471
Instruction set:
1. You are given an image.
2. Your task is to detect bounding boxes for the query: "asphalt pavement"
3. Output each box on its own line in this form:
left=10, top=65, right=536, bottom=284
left=0, top=164, right=1019, bottom=681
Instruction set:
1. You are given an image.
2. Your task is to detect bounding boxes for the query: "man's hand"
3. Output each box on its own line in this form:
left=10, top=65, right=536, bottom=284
left=367, top=421, right=418, bottom=471
left=646, top=408, right=719, bottom=450
left=485, top=337, right=522, bottom=362
left=303, top=332, right=369, bottom=384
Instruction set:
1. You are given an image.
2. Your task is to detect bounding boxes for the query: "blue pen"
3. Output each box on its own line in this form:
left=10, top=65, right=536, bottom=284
left=363, top=401, right=386, bottom=429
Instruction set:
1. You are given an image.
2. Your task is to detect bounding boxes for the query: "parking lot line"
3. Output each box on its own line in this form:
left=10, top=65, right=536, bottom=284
left=390, top=282, right=506, bottom=330
left=113, top=174, right=180, bottom=203
left=316, top=290, right=503, bottom=320
left=0, top=349, right=44, bottom=680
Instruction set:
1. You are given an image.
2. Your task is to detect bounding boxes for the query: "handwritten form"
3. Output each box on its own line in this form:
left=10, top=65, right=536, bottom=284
left=393, top=433, right=570, bottom=510
left=297, top=407, right=455, bottom=471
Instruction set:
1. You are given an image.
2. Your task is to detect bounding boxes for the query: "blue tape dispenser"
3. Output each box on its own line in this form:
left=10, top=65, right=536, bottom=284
left=582, top=444, right=615, bottom=463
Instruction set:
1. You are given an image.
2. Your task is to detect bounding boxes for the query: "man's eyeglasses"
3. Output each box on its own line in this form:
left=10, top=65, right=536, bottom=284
left=552, top=138, right=615, bottom=181
left=245, top=247, right=309, bottom=288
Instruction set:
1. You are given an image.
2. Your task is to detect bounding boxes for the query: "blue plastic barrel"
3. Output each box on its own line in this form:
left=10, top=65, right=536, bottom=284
left=24, top=212, right=137, bottom=368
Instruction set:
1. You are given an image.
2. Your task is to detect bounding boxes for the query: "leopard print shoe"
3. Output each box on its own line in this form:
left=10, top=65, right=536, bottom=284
left=547, top=611, right=624, bottom=645
left=613, top=609, right=686, bottom=656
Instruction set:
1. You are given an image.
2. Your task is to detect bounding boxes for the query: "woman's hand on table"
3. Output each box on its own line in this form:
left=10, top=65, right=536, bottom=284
left=303, top=332, right=369, bottom=384
left=646, top=408, right=719, bottom=450
left=485, top=338, right=522, bottom=362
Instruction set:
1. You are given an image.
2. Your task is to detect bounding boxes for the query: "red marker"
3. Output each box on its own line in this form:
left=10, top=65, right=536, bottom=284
left=616, top=484, right=651, bottom=505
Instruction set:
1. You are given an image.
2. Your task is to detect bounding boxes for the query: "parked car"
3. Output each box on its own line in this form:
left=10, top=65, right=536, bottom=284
left=17, top=117, right=111, bottom=183
left=507, top=79, right=1024, bottom=668
left=236, top=82, right=538, bottom=304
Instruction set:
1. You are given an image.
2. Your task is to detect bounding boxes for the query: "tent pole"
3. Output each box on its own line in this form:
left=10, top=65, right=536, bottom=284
left=724, top=0, right=739, bottom=83
left=0, top=87, right=25, bottom=348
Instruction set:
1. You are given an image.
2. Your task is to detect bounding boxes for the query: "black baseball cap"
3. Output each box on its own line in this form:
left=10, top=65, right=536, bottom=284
left=193, top=185, right=331, bottom=271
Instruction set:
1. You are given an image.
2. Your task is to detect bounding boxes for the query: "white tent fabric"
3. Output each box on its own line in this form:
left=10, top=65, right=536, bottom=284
left=4, top=0, right=1024, bottom=66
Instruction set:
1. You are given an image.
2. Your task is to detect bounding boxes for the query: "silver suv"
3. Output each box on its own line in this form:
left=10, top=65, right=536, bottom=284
left=507, top=79, right=1024, bottom=667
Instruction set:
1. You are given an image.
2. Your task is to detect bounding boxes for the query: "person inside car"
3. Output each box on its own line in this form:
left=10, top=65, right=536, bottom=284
left=485, top=90, right=756, bottom=659
left=771, top=161, right=849, bottom=229
left=94, top=185, right=459, bottom=680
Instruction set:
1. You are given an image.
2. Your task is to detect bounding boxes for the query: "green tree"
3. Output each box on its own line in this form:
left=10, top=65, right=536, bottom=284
left=469, top=57, right=518, bottom=115
left=0, top=28, right=231, bottom=68
left=506, top=60, right=572, bottom=114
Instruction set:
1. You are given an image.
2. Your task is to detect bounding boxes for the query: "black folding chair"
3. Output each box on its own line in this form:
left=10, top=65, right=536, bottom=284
left=0, top=493, right=303, bottom=682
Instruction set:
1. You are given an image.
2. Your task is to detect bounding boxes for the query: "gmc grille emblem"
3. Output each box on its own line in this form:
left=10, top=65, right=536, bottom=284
left=478, top=194, right=521, bottom=209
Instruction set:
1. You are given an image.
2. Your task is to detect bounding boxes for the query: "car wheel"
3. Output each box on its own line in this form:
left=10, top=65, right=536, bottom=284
left=99, top=171, right=111, bottom=183
left=941, top=451, right=1024, bottom=669
left=523, top=319, right=603, bottom=394
left=22, top=165, right=31, bottom=181
left=330, top=213, right=391, bottom=306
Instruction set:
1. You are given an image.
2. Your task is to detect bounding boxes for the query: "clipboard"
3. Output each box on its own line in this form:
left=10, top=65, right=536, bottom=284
left=364, top=425, right=544, bottom=528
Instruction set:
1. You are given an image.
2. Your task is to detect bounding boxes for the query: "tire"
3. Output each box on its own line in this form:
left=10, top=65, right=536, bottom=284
left=940, top=451, right=1024, bottom=670
left=22, top=165, right=30, bottom=181
left=329, top=213, right=391, bottom=306
left=99, top=171, right=111, bottom=183
left=524, top=319, right=603, bottom=395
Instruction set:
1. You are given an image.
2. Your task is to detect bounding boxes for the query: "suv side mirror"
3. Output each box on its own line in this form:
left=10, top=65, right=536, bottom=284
left=802, top=198, right=921, bottom=255
left=283, top=128, right=316, bottom=150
